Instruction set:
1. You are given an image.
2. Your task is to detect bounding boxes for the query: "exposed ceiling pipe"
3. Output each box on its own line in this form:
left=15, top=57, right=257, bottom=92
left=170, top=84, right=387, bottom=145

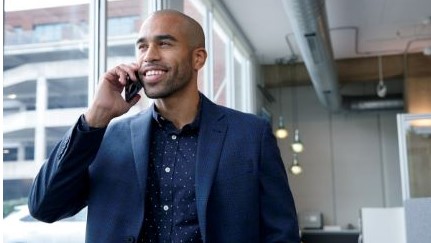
left=343, top=95, right=404, bottom=111
left=282, top=0, right=341, bottom=111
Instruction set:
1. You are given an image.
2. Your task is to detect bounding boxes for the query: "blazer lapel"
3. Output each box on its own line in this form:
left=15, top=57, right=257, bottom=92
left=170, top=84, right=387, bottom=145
left=195, top=97, right=227, bottom=242
left=130, top=110, right=153, bottom=196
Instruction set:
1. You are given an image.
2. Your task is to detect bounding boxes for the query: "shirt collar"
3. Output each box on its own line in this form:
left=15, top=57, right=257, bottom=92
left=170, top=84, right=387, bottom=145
left=151, top=93, right=202, bottom=132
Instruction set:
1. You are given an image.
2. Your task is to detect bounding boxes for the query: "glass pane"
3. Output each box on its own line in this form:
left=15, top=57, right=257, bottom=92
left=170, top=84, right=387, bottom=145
left=107, top=0, right=150, bottom=114
left=4, top=1, right=89, bottom=242
left=183, top=0, right=206, bottom=94
left=234, top=49, right=244, bottom=110
left=406, top=118, right=431, bottom=198
left=3, top=148, right=18, bottom=162
left=212, top=20, right=228, bottom=106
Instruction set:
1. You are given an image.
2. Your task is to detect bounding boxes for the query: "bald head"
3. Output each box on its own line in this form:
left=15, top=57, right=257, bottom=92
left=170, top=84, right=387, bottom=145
left=135, top=9, right=208, bottom=100
left=144, top=9, right=206, bottom=49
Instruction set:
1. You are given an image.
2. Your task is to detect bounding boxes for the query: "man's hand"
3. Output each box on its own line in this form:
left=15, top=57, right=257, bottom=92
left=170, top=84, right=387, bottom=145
left=84, top=64, right=142, bottom=128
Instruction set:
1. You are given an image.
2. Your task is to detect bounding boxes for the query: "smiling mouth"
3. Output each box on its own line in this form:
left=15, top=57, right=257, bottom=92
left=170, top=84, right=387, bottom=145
left=143, top=69, right=167, bottom=84
left=145, top=70, right=166, bottom=77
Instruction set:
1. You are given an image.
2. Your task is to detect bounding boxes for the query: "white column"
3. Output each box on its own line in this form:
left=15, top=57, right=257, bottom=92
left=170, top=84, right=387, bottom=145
left=17, top=143, right=25, bottom=161
left=35, top=76, right=47, bottom=167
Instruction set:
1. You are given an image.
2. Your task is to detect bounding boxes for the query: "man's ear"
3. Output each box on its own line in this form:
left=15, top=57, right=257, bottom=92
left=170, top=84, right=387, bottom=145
left=193, top=48, right=207, bottom=70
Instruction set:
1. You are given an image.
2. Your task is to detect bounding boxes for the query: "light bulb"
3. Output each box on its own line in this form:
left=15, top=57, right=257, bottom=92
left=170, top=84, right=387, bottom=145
left=290, top=164, right=303, bottom=175
left=290, top=154, right=303, bottom=175
left=275, top=116, right=288, bottom=139
left=376, top=80, right=387, bottom=98
left=291, top=142, right=304, bottom=153
left=276, top=128, right=288, bottom=139
left=291, top=129, right=304, bottom=153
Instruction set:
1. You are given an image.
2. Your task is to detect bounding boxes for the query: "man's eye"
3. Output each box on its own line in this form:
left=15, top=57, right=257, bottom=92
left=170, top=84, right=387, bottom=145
left=138, top=44, right=148, bottom=50
left=160, top=42, right=171, bottom=46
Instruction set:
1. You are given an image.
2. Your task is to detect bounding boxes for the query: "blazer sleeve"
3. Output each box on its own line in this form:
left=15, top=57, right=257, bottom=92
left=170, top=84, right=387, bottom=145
left=259, top=121, right=300, bottom=243
left=28, top=116, right=106, bottom=223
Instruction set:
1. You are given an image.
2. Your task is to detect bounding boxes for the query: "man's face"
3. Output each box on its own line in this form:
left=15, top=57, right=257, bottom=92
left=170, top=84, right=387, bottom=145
left=135, top=14, right=195, bottom=99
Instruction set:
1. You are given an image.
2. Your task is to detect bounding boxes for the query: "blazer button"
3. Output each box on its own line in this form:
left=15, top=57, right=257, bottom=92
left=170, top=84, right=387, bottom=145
left=125, top=236, right=135, bottom=243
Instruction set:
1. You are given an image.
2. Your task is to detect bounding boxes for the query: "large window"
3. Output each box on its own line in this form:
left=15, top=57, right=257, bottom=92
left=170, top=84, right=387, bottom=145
left=3, top=2, right=91, bottom=188
left=183, top=0, right=255, bottom=112
left=183, top=0, right=206, bottom=93
left=211, top=20, right=229, bottom=106
left=2, top=0, right=148, bottom=241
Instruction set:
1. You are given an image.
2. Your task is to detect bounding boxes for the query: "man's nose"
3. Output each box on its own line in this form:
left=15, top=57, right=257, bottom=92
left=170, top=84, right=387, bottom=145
left=143, top=45, right=160, bottom=62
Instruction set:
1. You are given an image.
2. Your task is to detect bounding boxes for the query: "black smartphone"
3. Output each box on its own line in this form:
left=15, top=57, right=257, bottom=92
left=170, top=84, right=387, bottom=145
left=125, top=71, right=143, bottom=102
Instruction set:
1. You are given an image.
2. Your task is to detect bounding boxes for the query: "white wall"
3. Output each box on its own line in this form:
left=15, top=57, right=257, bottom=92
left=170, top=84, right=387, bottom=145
left=268, top=86, right=402, bottom=228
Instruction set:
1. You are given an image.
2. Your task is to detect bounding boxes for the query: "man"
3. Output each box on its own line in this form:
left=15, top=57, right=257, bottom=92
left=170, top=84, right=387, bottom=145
left=28, top=10, right=299, bottom=243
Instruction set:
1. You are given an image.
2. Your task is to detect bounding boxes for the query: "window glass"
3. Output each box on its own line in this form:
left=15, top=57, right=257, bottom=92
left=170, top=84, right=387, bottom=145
left=234, top=49, right=245, bottom=110
left=33, top=23, right=69, bottom=42
left=24, top=145, right=35, bottom=160
left=183, top=0, right=206, bottom=94
left=184, top=0, right=252, bottom=110
left=3, top=148, right=19, bottom=162
left=4, top=0, right=90, bottom=166
left=47, top=77, right=88, bottom=109
left=108, top=16, right=140, bottom=36
left=107, top=0, right=150, bottom=114
left=3, top=1, right=90, bottom=241
left=212, top=20, right=229, bottom=106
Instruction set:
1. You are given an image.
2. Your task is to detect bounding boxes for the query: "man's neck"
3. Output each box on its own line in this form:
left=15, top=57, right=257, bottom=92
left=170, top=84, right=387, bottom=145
left=155, top=91, right=200, bottom=129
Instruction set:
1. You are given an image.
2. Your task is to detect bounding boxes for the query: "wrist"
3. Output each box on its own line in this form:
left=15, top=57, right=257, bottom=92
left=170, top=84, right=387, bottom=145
left=84, top=109, right=111, bottom=128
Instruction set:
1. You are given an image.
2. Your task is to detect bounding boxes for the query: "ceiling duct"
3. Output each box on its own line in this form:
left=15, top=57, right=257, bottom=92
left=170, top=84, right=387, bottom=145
left=343, top=94, right=404, bottom=111
left=282, top=0, right=341, bottom=111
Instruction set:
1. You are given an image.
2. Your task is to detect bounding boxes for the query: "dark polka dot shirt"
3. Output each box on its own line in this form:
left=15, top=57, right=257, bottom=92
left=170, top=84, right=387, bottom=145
left=141, top=106, right=202, bottom=243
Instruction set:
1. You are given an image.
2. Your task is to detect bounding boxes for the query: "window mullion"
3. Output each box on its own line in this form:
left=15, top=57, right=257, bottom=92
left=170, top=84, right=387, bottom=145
left=88, top=0, right=107, bottom=104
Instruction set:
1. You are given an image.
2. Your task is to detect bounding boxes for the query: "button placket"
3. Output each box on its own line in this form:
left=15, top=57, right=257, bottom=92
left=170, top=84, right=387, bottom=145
left=158, top=132, right=179, bottom=240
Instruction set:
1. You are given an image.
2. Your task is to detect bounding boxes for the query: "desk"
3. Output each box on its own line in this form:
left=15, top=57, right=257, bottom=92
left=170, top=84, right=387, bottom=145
left=301, top=229, right=360, bottom=243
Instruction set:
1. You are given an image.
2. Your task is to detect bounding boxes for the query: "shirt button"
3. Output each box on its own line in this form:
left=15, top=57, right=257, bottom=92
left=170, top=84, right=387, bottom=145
left=165, top=167, right=171, bottom=173
left=171, top=135, right=177, bottom=140
left=163, top=205, right=169, bottom=211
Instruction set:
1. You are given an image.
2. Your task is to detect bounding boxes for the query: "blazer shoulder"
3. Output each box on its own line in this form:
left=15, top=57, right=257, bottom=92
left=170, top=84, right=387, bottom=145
left=108, top=108, right=152, bottom=130
left=213, top=104, right=269, bottom=129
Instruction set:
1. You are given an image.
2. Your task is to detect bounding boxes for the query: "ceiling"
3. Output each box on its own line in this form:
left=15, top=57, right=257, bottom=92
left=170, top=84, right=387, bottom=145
left=221, top=0, right=431, bottom=64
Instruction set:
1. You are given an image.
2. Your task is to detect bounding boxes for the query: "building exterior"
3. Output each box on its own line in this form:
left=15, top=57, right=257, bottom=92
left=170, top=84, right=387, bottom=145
left=4, top=1, right=138, bottom=200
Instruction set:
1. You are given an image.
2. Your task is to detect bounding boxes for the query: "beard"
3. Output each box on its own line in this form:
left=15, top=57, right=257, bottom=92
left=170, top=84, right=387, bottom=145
left=142, top=60, right=195, bottom=99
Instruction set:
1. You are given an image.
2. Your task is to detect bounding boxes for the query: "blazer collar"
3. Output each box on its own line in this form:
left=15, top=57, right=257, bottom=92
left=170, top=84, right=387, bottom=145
left=195, top=95, right=227, bottom=242
left=130, top=110, right=153, bottom=196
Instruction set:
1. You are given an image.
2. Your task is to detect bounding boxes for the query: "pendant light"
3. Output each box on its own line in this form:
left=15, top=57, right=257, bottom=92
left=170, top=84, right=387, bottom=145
left=290, top=66, right=304, bottom=153
left=376, top=56, right=387, bottom=98
left=289, top=153, right=303, bottom=175
left=276, top=116, right=288, bottom=139
left=291, top=129, right=304, bottom=153
left=275, top=86, right=288, bottom=139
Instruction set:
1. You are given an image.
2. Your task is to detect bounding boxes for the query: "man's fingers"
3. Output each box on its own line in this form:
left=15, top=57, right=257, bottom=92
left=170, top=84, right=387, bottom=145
left=113, top=66, right=129, bottom=86
left=115, top=64, right=139, bottom=85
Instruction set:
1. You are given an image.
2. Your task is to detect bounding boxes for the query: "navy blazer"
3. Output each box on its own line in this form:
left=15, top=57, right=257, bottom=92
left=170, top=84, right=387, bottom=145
left=29, top=95, right=299, bottom=243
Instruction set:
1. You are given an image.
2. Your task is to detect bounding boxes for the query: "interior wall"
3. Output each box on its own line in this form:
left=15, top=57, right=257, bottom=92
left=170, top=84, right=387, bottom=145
left=268, top=86, right=403, bottom=229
